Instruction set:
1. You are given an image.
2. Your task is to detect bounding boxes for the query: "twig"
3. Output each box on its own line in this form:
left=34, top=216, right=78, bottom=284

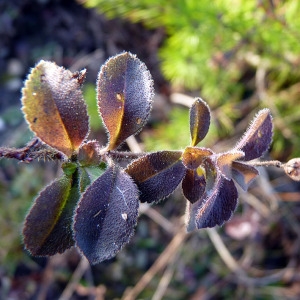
left=126, top=135, right=143, bottom=153
left=170, top=93, right=195, bottom=107
left=241, top=192, right=270, bottom=218
left=59, top=256, right=91, bottom=300
left=139, top=203, right=177, bottom=234
left=121, top=227, right=187, bottom=300
left=152, top=251, right=179, bottom=300
left=247, top=160, right=282, bottom=168
left=206, top=228, right=244, bottom=275
left=0, top=138, right=64, bottom=162
left=206, top=227, right=297, bottom=287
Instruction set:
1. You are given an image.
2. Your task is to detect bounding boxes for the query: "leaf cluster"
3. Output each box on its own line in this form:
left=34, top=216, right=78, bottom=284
left=13, top=52, right=286, bottom=264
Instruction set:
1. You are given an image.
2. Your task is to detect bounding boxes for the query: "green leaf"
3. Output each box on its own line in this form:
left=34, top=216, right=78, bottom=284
left=126, top=151, right=186, bottom=203
left=190, top=98, right=211, bottom=146
left=74, top=166, right=139, bottom=264
left=79, top=167, right=92, bottom=193
left=97, top=52, right=154, bottom=150
left=23, top=172, right=80, bottom=256
left=21, top=61, right=89, bottom=157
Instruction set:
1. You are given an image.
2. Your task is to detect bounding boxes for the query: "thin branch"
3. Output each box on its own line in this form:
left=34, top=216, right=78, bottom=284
left=206, top=227, right=297, bottom=287
left=139, top=203, right=178, bottom=235
left=121, top=227, right=187, bottom=300
left=152, top=251, right=179, bottom=300
left=107, top=150, right=146, bottom=161
left=247, top=160, right=283, bottom=168
left=0, top=138, right=64, bottom=162
left=59, top=256, right=91, bottom=300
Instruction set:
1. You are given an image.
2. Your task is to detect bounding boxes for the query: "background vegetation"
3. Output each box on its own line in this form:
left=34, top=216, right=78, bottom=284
left=1, top=0, right=300, bottom=299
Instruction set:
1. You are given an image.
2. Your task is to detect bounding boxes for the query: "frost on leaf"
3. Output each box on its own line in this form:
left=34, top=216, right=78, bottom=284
left=21, top=61, right=89, bottom=157
left=126, top=151, right=186, bottom=203
left=234, top=109, right=273, bottom=161
left=97, top=52, right=154, bottom=150
left=23, top=172, right=80, bottom=256
left=74, top=166, right=139, bottom=265
left=190, top=98, right=211, bottom=147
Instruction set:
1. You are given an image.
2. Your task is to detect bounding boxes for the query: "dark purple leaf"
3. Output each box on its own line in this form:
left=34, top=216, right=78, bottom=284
left=232, top=161, right=259, bottom=191
left=23, top=172, right=80, bottom=256
left=182, top=169, right=206, bottom=203
left=74, top=167, right=139, bottom=264
left=190, top=98, right=210, bottom=146
left=186, top=172, right=238, bottom=230
left=126, top=151, right=186, bottom=203
left=97, top=52, right=154, bottom=150
left=234, top=109, right=273, bottom=161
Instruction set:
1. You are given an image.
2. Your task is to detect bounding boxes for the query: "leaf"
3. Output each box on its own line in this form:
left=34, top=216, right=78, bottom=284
left=126, top=151, right=186, bottom=203
left=74, top=166, right=139, bottom=264
left=182, top=146, right=213, bottom=169
left=23, top=172, right=80, bottom=256
left=182, top=169, right=206, bottom=203
left=79, top=167, right=92, bottom=193
left=216, top=150, right=244, bottom=180
left=21, top=61, right=89, bottom=157
left=190, top=98, right=211, bottom=146
left=97, top=52, right=154, bottom=150
left=186, top=171, right=238, bottom=230
left=234, top=109, right=273, bottom=161
left=232, top=161, right=259, bottom=191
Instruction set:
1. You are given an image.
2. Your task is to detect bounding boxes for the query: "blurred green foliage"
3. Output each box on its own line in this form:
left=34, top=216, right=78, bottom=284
left=142, top=107, right=190, bottom=151
left=83, top=83, right=103, bottom=131
left=0, top=160, right=50, bottom=272
left=83, top=0, right=300, bottom=159
left=142, top=106, right=219, bottom=152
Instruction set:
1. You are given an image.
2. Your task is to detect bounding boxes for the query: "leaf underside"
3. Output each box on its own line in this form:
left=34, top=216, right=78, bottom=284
left=74, top=166, right=139, bottom=264
left=216, top=151, right=244, bottom=180
left=126, top=151, right=186, bottom=203
left=232, top=161, right=259, bottom=191
left=23, top=172, right=80, bottom=256
left=21, top=61, right=89, bottom=157
left=97, top=52, right=154, bottom=150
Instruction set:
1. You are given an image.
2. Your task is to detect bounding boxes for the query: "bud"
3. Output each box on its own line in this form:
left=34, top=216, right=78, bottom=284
left=284, top=158, right=300, bottom=181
